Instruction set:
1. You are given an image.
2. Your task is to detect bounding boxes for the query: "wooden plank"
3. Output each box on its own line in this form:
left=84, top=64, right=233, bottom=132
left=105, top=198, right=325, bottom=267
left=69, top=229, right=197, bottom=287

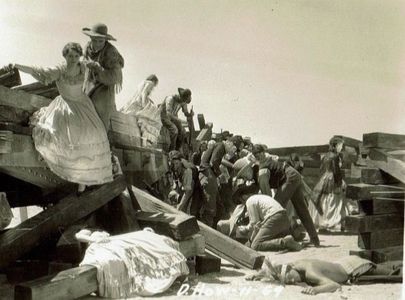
left=345, top=214, right=404, bottom=233
left=350, top=246, right=403, bottom=264
left=370, top=191, right=405, bottom=198
left=0, top=176, right=126, bottom=269
left=0, top=166, right=66, bottom=189
left=358, top=228, right=403, bottom=249
left=266, top=144, right=329, bottom=157
left=368, top=148, right=405, bottom=184
left=0, top=122, right=32, bottom=135
left=135, top=211, right=199, bottom=241
left=55, top=225, right=87, bottom=265
left=196, top=127, right=212, bottom=142
left=0, top=104, right=32, bottom=124
left=14, top=265, right=97, bottom=300
left=0, top=85, right=51, bottom=112
left=0, top=67, right=22, bottom=88
left=346, top=183, right=404, bottom=200
left=197, top=114, right=206, bottom=131
left=195, top=252, right=221, bottom=275
left=14, top=234, right=204, bottom=300
left=359, top=198, right=404, bottom=215
left=131, top=187, right=265, bottom=270
left=363, top=132, right=405, bottom=150
left=13, top=81, right=59, bottom=99
left=0, top=130, right=12, bottom=154
left=355, top=167, right=399, bottom=185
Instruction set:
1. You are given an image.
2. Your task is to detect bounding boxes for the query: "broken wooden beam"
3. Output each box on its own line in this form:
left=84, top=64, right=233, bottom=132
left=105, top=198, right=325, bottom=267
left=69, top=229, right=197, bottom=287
left=358, top=228, right=403, bottom=249
left=130, top=187, right=265, bottom=270
left=345, top=214, right=404, bottom=233
left=135, top=211, right=199, bottom=241
left=14, top=233, right=204, bottom=300
left=346, top=183, right=404, bottom=200
left=363, top=132, right=405, bottom=150
left=0, top=176, right=126, bottom=269
left=368, top=148, right=405, bottom=184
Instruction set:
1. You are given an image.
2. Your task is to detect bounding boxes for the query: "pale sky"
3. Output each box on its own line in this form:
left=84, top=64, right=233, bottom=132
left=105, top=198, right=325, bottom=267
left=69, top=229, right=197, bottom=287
left=1, top=0, right=404, bottom=147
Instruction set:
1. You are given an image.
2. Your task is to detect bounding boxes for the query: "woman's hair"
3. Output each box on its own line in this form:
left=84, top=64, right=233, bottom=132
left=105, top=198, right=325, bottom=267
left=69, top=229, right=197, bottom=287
left=62, top=42, right=83, bottom=57
left=146, top=74, right=159, bottom=85
left=329, top=136, right=344, bottom=152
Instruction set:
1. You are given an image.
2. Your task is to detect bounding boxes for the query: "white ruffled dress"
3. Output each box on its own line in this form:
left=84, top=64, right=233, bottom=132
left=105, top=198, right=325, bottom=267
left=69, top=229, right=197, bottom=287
left=30, top=63, right=113, bottom=185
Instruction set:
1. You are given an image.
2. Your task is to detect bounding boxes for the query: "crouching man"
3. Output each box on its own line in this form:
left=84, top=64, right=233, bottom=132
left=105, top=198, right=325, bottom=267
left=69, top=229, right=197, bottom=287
left=233, top=184, right=303, bottom=252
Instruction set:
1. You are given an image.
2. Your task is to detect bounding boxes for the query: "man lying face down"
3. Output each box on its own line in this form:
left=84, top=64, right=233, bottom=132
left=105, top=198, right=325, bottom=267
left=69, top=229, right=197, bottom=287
left=246, top=256, right=402, bottom=295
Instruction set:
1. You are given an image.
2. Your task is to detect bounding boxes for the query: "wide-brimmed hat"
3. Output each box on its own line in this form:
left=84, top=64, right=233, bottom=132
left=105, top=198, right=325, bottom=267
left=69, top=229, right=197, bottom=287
left=82, top=23, right=117, bottom=41
left=178, top=88, right=192, bottom=101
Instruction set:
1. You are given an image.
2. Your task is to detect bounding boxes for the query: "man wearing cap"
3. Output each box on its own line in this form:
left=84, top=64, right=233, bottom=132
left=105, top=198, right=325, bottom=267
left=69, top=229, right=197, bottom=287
left=160, top=88, right=193, bottom=151
left=252, top=144, right=320, bottom=247
left=168, top=150, right=202, bottom=217
left=82, top=23, right=124, bottom=130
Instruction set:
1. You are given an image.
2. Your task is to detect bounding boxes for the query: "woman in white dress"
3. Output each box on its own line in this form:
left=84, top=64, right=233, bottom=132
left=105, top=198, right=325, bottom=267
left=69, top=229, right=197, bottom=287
left=12, top=42, right=113, bottom=193
left=120, top=75, right=162, bottom=147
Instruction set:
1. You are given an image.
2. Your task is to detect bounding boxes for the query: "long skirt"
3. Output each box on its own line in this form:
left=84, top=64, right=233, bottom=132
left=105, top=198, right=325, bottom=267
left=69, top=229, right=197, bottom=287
left=31, top=94, right=113, bottom=185
left=309, top=188, right=348, bottom=231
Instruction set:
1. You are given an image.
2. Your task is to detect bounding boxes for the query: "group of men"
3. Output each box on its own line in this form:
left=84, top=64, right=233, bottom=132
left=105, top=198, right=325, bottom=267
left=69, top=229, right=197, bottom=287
left=166, top=131, right=321, bottom=253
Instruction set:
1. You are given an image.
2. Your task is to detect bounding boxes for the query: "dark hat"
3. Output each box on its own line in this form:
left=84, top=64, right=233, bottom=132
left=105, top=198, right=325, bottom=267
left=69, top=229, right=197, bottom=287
left=168, top=150, right=183, bottom=161
left=232, top=183, right=259, bottom=201
left=252, top=144, right=265, bottom=155
left=82, top=23, right=116, bottom=41
left=230, top=135, right=243, bottom=148
left=178, top=88, right=192, bottom=101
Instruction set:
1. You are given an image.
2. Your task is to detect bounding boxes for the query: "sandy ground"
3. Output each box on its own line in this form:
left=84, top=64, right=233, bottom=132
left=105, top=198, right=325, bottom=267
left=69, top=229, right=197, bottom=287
left=1, top=209, right=403, bottom=300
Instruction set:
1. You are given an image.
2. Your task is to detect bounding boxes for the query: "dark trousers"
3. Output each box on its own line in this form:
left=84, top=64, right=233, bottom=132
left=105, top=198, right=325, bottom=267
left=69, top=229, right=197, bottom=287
left=199, top=168, right=218, bottom=227
left=274, top=166, right=319, bottom=241
left=161, top=116, right=185, bottom=151
left=250, top=211, right=291, bottom=251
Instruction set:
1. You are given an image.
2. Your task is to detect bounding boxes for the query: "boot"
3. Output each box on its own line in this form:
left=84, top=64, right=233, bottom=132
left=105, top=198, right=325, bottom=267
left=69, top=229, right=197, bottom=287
left=281, top=236, right=303, bottom=251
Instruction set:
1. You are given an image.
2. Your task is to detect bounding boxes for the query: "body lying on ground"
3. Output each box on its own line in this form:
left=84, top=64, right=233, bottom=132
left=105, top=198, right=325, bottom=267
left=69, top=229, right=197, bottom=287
left=246, top=256, right=402, bottom=295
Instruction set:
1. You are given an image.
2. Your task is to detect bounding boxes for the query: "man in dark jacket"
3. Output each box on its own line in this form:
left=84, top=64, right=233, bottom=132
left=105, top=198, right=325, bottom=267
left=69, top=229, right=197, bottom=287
left=82, top=23, right=124, bottom=130
left=252, top=144, right=320, bottom=247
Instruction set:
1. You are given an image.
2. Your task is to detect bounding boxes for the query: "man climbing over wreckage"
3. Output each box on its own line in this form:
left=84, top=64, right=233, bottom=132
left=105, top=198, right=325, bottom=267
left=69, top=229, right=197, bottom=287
left=246, top=256, right=402, bottom=295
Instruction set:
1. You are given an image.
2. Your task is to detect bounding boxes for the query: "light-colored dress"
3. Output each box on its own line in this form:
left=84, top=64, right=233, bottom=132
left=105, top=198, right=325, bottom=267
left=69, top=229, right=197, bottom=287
left=120, top=80, right=162, bottom=147
left=309, top=151, right=348, bottom=231
left=80, top=230, right=189, bottom=298
left=30, top=63, right=113, bottom=185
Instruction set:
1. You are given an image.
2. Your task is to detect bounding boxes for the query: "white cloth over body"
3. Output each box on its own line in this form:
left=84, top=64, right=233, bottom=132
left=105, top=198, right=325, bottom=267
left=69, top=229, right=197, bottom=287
left=30, top=63, right=113, bottom=185
left=80, top=230, right=189, bottom=298
left=120, top=80, right=162, bottom=146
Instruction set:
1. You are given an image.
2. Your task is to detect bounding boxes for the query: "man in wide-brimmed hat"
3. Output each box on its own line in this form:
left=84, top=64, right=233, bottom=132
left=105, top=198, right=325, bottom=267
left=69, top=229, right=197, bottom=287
left=160, top=88, right=193, bottom=151
left=82, top=23, right=124, bottom=130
